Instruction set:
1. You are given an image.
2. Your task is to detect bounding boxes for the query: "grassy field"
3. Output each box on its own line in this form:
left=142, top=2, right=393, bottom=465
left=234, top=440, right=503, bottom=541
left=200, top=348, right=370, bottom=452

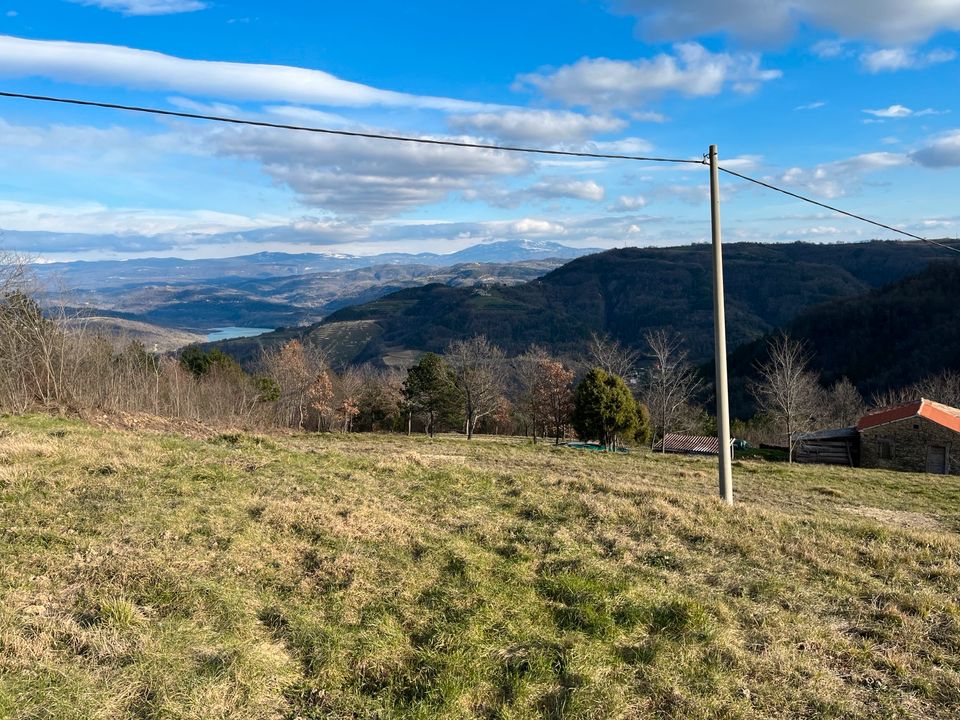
left=1, top=414, right=958, bottom=719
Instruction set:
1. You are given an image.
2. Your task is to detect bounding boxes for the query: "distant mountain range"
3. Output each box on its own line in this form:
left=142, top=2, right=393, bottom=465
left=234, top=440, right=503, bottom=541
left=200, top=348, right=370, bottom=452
left=33, top=239, right=599, bottom=290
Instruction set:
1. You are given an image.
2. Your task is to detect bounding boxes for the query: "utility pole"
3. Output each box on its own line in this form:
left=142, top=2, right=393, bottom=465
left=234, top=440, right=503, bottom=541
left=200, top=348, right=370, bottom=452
left=709, top=145, right=734, bottom=504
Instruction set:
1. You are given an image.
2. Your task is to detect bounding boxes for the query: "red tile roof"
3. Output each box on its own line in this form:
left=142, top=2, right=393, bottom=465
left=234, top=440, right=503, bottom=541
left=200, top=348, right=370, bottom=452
left=857, top=398, right=960, bottom=434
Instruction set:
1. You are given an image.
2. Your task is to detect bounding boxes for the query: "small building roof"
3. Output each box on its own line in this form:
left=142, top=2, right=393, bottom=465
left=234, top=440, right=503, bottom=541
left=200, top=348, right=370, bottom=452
left=857, top=398, right=960, bottom=434
left=798, top=426, right=859, bottom=441
left=656, top=433, right=720, bottom=455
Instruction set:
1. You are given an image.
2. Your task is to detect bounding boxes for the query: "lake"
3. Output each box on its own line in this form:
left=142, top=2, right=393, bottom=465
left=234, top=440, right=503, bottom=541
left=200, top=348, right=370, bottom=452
left=205, top=327, right=275, bottom=342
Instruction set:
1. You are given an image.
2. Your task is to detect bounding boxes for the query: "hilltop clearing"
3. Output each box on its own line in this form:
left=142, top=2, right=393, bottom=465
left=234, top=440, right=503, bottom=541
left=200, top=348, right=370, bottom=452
left=1, top=416, right=958, bottom=719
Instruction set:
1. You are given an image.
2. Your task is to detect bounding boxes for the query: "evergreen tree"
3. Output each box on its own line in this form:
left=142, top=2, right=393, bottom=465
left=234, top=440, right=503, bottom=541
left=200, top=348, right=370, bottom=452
left=571, top=368, right=639, bottom=450
left=403, top=353, right=457, bottom=437
left=179, top=346, right=239, bottom=378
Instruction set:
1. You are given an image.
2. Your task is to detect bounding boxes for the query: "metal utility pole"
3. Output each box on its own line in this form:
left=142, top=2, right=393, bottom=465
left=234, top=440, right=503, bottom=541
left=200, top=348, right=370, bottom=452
left=709, top=145, right=734, bottom=504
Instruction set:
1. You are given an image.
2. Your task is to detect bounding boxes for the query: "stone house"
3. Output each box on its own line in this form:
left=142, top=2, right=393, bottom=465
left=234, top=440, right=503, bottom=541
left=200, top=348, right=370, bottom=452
left=857, top=399, right=960, bottom=475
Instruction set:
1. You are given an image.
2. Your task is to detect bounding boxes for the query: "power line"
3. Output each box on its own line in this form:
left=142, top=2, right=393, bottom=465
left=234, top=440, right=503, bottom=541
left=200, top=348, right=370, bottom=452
left=1, top=89, right=957, bottom=256
left=718, top=165, right=960, bottom=256
left=0, top=91, right=706, bottom=165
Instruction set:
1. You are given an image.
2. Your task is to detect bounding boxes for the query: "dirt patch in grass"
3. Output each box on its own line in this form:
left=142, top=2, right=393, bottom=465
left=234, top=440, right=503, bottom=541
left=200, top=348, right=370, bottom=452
left=82, top=409, right=229, bottom=438
left=841, top=504, right=945, bottom=532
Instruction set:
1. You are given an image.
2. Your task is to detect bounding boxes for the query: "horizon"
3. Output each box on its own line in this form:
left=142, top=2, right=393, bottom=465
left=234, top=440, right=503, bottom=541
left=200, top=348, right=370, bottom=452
left=24, top=235, right=957, bottom=267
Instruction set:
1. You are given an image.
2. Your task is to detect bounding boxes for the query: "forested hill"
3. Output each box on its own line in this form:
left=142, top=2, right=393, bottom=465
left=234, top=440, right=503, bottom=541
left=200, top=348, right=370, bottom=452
left=728, top=260, right=960, bottom=402
left=317, top=240, right=954, bottom=364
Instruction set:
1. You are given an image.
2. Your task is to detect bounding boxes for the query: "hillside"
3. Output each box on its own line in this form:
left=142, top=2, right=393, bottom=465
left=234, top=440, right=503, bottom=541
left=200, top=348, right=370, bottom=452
left=52, top=259, right=564, bottom=333
left=1, top=415, right=958, bottom=719
left=61, top=317, right=206, bottom=353
left=728, top=260, right=960, bottom=405
left=230, top=240, right=953, bottom=368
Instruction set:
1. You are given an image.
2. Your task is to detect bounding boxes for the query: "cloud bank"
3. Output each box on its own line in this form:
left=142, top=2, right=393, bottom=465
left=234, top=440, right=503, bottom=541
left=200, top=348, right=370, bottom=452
left=0, top=35, right=497, bottom=112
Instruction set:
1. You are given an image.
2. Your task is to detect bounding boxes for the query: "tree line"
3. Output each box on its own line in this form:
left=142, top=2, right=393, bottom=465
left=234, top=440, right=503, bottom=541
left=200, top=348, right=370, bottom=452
left=0, top=262, right=703, bottom=446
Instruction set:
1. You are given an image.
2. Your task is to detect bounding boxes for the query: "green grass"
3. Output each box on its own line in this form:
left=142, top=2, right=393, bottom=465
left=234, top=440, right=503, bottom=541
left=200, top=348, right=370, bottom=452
left=1, top=414, right=959, bottom=719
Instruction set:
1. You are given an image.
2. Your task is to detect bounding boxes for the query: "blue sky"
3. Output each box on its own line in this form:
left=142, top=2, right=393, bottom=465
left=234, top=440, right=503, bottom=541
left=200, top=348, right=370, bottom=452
left=0, top=0, right=959, bottom=259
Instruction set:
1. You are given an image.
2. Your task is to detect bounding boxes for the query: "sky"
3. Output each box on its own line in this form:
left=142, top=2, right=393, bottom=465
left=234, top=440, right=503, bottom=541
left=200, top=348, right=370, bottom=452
left=0, top=0, right=959, bottom=260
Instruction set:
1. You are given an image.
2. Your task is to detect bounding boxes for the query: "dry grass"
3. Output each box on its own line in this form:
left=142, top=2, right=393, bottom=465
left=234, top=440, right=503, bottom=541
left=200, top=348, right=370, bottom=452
left=1, top=414, right=958, bottom=719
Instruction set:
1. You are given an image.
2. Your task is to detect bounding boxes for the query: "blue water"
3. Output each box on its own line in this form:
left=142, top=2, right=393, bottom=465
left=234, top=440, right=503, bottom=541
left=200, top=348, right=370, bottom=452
left=206, top=327, right=274, bottom=342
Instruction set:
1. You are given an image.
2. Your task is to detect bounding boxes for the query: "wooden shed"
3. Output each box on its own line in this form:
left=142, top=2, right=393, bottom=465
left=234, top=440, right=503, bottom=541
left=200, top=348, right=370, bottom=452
left=857, top=399, right=960, bottom=475
left=796, top=426, right=859, bottom=467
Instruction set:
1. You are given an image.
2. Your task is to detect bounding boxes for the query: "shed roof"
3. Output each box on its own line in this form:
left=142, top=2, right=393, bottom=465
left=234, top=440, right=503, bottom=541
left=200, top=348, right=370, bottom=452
left=798, top=426, right=859, bottom=441
left=655, top=433, right=720, bottom=455
left=857, top=398, right=960, bottom=434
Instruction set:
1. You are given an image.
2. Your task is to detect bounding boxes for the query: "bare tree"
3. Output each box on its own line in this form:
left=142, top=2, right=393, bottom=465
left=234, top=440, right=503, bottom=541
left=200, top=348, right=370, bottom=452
left=446, top=335, right=505, bottom=439
left=307, top=368, right=335, bottom=432
left=869, top=385, right=914, bottom=410
left=587, top=331, right=640, bottom=380
left=641, top=329, right=703, bottom=451
left=753, top=334, right=822, bottom=462
left=356, top=366, right=404, bottom=432
left=264, top=340, right=314, bottom=429
left=824, top=377, right=865, bottom=427
left=913, top=370, right=960, bottom=408
left=336, top=365, right=364, bottom=432
left=871, top=370, right=960, bottom=411
left=534, top=359, right=575, bottom=445
left=512, top=345, right=550, bottom=443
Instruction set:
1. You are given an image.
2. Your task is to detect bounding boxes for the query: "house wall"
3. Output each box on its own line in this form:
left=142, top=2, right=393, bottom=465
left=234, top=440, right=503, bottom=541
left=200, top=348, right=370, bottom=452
left=860, top=416, right=959, bottom=475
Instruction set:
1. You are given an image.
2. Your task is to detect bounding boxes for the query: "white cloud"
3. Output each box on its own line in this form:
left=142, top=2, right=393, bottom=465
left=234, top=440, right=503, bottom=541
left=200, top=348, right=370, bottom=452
left=68, top=0, right=207, bottom=15
left=515, top=43, right=780, bottom=110
left=719, top=155, right=763, bottom=171
left=0, top=115, right=206, bottom=169
left=912, top=129, right=960, bottom=167
left=208, top=124, right=531, bottom=216
left=863, top=104, right=944, bottom=119
left=464, top=176, right=606, bottom=208
left=582, top=136, right=655, bottom=154
left=0, top=199, right=281, bottom=237
left=611, top=0, right=960, bottom=45
left=796, top=100, right=827, bottom=111
left=167, top=96, right=241, bottom=116
left=262, top=105, right=351, bottom=127
left=663, top=184, right=712, bottom=204
left=507, top=218, right=566, bottom=236
left=610, top=195, right=648, bottom=211
left=860, top=47, right=956, bottom=73
left=447, top=110, right=626, bottom=143
left=630, top=110, right=667, bottom=122
left=779, top=152, right=909, bottom=197
left=811, top=40, right=849, bottom=59
left=780, top=225, right=844, bottom=238
left=0, top=35, right=497, bottom=112
left=529, top=177, right=605, bottom=202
